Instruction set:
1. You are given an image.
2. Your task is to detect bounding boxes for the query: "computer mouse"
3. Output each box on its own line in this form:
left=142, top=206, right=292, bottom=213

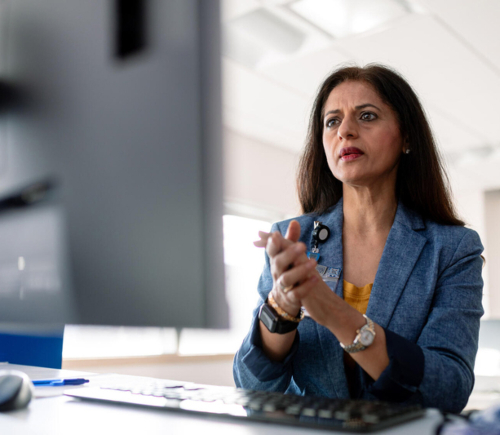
left=0, top=370, right=33, bottom=411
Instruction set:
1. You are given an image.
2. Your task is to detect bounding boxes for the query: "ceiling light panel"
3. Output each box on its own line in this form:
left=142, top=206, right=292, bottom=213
left=290, top=0, right=410, bottom=38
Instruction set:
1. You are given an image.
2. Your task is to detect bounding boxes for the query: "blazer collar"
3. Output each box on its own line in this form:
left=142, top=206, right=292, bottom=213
left=393, top=201, right=426, bottom=231
left=318, top=197, right=426, bottom=233
left=316, top=198, right=427, bottom=325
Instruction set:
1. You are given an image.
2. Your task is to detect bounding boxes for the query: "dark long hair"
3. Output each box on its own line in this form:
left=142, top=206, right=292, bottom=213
left=297, top=64, right=464, bottom=226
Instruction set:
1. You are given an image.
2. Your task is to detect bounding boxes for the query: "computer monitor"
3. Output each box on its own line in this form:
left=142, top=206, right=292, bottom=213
left=0, top=0, right=229, bottom=329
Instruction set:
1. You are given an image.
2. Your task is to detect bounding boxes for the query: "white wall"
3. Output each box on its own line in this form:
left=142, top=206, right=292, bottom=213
left=64, top=358, right=236, bottom=387
left=485, top=191, right=500, bottom=318
left=223, top=128, right=301, bottom=219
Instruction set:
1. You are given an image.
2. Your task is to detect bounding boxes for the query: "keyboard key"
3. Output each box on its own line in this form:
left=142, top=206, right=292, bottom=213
left=301, top=408, right=316, bottom=417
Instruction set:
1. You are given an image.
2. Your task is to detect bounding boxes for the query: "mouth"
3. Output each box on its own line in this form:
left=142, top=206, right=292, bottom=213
left=339, top=147, right=364, bottom=161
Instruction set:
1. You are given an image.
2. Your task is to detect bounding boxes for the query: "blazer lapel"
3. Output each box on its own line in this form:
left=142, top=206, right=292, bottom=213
left=366, top=202, right=427, bottom=329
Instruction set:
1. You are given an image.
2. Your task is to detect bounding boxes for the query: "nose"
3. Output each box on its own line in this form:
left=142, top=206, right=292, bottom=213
left=337, top=115, right=358, bottom=140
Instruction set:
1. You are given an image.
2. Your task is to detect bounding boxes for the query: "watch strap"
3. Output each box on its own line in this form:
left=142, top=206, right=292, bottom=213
left=340, top=315, right=375, bottom=353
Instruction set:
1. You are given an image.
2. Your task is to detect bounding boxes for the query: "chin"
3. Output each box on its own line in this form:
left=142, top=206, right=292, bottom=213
left=333, top=170, right=365, bottom=185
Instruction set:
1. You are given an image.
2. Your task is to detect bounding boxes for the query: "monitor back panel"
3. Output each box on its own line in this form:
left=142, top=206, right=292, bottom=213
left=0, top=0, right=227, bottom=328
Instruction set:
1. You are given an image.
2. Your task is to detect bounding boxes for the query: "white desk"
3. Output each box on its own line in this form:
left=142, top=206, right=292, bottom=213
left=0, top=364, right=443, bottom=435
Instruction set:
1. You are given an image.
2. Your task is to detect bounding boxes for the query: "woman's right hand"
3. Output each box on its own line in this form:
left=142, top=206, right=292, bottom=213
left=256, top=221, right=318, bottom=317
left=254, top=221, right=319, bottom=362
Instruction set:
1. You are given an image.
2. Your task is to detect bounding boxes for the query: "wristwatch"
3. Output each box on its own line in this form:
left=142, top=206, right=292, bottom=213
left=340, top=315, right=376, bottom=353
left=259, top=303, right=300, bottom=334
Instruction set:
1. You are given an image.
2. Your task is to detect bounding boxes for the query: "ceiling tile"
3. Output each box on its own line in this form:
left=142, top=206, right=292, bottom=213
left=223, top=107, right=305, bottom=152
left=222, top=58, right=310, bottom=152
left=338, top=14, right=497, bottom=145
left=259, top=46, right=351, bottom=96
left=221, top=0, right=260, bottom=22
left=418, top=0, right=500, bottom=72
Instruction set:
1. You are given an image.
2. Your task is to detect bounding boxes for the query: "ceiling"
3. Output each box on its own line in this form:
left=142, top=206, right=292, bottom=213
left=221, top=0, right=500, bottom=191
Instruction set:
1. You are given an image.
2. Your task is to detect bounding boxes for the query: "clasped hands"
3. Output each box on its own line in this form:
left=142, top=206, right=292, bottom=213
left=254, top=220, right=337, bottom=327
left=255, top=221, right=389, bottom=379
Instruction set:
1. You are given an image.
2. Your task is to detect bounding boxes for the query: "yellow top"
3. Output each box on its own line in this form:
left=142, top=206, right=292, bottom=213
left=343, top=280, right=373, bottom=314
left=342, top=279, right=374, bottom=394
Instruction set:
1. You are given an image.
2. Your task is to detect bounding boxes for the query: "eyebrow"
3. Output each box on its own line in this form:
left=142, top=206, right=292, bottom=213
left=324, top=103, right=382, bottom=119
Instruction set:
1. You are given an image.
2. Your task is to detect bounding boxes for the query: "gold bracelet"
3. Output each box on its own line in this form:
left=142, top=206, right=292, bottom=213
left=267, top=294, right=304, bottom=323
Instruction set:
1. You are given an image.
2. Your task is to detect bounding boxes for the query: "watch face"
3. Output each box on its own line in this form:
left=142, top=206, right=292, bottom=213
left=259, top=303, right=299, bottom=334
left=260, top=305, right=275, bottom=324
left=259, top=304, right=278, bottom=332
left=359, top=328, right=375, bottom=346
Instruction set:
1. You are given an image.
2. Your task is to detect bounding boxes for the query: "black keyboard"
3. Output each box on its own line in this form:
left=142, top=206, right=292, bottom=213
left=65, top=378, right=425, bottom=432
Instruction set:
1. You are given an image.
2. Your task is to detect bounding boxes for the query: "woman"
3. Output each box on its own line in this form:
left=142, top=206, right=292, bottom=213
left=233, top=64, right=484, bottom=413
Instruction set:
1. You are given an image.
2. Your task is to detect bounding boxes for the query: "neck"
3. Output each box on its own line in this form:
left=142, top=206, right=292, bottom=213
left=342, top=184, right=397, bottom=235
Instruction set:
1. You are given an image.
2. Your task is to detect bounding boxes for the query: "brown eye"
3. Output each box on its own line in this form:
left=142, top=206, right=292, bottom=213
left=326, top=118, right=340, bottom=128
left=360, top=112, right=376, bottom=121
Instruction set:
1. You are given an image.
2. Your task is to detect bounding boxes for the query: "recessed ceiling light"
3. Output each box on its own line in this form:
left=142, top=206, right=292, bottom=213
left=289, top=0, right=411, bottom=39
left=223, top=7, right=307, bottom=68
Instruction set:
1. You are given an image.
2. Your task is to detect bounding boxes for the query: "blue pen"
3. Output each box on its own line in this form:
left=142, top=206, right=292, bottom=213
left=33, top=378, right=89, bottom=387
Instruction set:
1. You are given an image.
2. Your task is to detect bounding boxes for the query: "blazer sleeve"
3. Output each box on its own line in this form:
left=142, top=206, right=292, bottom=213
left=233, top=223, right=299, bottom=392
left=368, top=229, right=484, bottom=412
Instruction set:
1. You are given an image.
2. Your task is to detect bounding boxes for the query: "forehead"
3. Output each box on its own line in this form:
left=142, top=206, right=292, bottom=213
left=323, top=80, right=387, bottom=112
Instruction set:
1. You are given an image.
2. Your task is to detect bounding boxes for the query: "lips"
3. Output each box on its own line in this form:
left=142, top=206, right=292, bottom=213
left=339, top=147, right=364, bottom=160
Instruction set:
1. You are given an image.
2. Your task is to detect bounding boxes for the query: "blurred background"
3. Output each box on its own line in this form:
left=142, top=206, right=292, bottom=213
left=62, top=0, right=500, bottom=407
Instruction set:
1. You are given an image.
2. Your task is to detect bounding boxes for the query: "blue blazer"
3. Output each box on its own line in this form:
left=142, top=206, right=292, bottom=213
left=233, top=199, right=484, bottom=413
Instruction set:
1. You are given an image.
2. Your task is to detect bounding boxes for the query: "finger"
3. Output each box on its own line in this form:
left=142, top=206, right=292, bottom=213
left=285, top=221, right=308, bottom=266
left=266, top=231, right=288, bottom=258
left=282, top=274, right=319, bottom=305
left=293, top=249, right=311, bottom=267
left=285, top=220, right=301, bottom=243
left=253, top=231, right=271, bottom=247
left=291, top=238, right=311, bottom=266
left=278, top=259, right=317, bottom=291
left=272, top=242, right=307, bottom=277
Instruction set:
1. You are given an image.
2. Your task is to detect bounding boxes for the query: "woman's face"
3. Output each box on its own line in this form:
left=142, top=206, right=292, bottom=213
left=322, top=80, right=404, bottom=189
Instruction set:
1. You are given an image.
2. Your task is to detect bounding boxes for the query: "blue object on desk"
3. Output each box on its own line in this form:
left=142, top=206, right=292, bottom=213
left=33, top=378, right=89, bottom=387
left=0, top=328, right=64, bottom=369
